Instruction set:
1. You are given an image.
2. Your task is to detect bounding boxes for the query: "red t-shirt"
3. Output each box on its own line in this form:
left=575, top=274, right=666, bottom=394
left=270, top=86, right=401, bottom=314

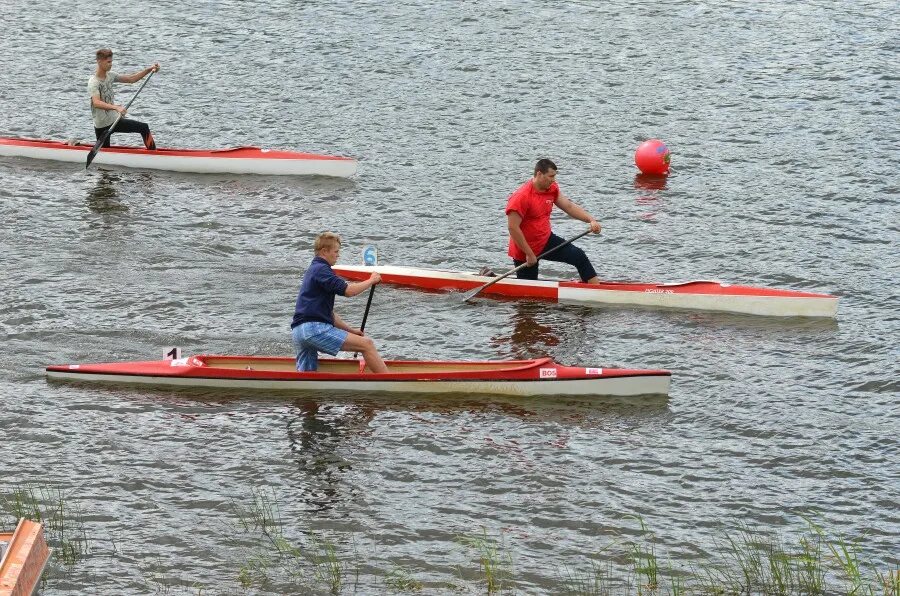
left=506, top=179, right=559, bottom=260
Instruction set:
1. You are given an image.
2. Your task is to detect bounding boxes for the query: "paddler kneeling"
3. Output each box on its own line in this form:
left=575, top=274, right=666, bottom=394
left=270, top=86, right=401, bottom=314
left=89, top=48, right=159, bottom=150
left=506, top=158, right=602, bottom=283
left=291, top=232, right=388, bottom=373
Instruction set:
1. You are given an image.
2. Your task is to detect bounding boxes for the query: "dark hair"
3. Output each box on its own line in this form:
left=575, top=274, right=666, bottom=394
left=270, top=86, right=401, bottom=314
left=534, top=158, right=557, bottom=174
left=96, top=48, right=113, bottom=60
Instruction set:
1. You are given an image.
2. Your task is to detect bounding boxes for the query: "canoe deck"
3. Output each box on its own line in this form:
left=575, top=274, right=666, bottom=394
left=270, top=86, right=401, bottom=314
left=331, top=265, right=839, bottom=318
left=46, top=354, right=672, bottom=398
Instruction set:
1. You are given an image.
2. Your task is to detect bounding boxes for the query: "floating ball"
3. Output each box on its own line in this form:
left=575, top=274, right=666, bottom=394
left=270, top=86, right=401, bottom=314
left=634, top=139, right=670, bottom=175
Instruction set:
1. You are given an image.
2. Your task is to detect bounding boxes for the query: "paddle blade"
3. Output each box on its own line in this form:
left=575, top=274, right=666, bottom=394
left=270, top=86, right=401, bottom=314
left=85, top=145, right=100, bottom=169
left=461, top=286, right=485, bottom=303
left=86, top=122, right=116, bottom=169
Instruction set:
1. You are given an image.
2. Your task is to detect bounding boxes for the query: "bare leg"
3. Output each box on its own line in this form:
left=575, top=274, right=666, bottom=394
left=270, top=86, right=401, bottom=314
left=341, top=334, right=388, bottom=373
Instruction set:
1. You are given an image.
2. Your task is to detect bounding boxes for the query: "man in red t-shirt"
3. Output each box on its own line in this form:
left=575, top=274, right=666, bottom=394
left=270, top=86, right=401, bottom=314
left=506, top=158, right=602, bottom=283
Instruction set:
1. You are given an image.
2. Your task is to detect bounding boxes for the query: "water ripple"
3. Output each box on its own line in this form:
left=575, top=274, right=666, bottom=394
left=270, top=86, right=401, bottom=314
left=1, top=0, right=898, bottom=592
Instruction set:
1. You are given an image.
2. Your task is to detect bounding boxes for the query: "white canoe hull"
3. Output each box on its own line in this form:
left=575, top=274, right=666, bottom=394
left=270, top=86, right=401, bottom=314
left=557, top=284, right=837, bottom=317
left=0, top=138, right=358, bottom=177
left=333, top=265, right=839, bottom=318
left=45, top=370, right=670, bottom=397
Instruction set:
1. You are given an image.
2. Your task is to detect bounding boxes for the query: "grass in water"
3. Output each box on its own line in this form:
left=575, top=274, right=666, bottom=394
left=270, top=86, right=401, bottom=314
left=557, top=555, right=614, bottom=596
left=601, top=515, right=898, bottom=596
left=457, top=528, right=515, bottom=594
left=5, top=484, right=895, bottom=594
left=232, top=486, right=280, bottom=536
left=0, top=484, right=89, bottom=566
left=142, top=555, right=207, bottom=595
left=229, top=487, right=355, bottom=593
left=384, top=564, right=424, bottom=592
left=626, top=514, right=660, bottom=594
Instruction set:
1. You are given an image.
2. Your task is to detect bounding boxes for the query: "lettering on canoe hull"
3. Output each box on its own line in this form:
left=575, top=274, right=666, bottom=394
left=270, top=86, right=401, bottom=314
left=645, top=288, right=674, bottom=294
left=539, top=368, right=558, bottom=379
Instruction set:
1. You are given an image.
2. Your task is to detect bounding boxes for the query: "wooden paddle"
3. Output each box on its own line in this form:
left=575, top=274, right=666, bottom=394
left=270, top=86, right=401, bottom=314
left=462, top=228, right=594, bottom=303
left=86, top=70, right=155, bottom=169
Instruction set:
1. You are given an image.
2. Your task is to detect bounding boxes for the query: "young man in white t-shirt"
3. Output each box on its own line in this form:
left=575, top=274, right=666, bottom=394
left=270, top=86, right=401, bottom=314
left=88, top=48, right=160, bottom=149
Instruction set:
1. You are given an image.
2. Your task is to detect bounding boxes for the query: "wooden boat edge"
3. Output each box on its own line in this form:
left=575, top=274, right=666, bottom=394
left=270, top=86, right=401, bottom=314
left=0, top=518, right=52, bottom=596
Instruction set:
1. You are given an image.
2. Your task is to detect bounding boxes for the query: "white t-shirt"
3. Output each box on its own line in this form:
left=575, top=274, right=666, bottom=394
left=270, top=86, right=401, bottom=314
left=87, top=71, right=119, bottom=129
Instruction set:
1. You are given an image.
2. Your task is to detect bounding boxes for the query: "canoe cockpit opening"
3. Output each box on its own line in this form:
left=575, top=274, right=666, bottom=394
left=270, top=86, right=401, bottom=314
left=192, top=355, right=552, bottom=375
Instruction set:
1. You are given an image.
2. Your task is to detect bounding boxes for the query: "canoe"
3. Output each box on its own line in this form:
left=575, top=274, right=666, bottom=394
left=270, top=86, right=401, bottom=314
left=45, top=354, right=672, bottom=398
left=0, top=519, right=51, bottom=596
left=332, top=264, right=839, bottom=318
left=0, top=136, right=357, bottom=177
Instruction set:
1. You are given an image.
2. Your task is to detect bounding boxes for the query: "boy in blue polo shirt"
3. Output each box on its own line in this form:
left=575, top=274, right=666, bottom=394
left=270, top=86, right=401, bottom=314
left=291, top=232, right=388, bottom=373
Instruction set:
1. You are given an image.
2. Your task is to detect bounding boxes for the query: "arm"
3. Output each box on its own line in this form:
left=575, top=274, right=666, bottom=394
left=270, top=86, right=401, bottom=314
left=116, top=63, right=160, bottom=84
left=332, top=312, right=360, bottom=335
left=343, top=272, right=381, bottom=298
left=90, top=94, right=124, bottom=113
left=555, top=193, right=601, bottom=233
left=507, top=211, right=537, bottom=266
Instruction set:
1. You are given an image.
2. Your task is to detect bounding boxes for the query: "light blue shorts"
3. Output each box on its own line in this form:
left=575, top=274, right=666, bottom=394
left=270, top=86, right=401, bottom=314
left=291, top=322, right=349, bottom=372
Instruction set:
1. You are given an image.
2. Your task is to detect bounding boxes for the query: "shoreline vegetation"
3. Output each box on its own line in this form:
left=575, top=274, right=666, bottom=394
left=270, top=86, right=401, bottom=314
left=2, top=485, right=896, bottom=594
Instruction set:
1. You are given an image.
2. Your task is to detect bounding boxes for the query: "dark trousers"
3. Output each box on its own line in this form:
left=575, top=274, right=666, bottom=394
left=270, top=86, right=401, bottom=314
left=514, top=232, right=597, bottom=282
left=94, top=118, right=156, bottom=150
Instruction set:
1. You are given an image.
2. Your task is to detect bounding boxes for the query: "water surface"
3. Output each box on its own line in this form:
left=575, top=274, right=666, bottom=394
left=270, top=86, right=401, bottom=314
left=1, top=1, right=898, bottom=592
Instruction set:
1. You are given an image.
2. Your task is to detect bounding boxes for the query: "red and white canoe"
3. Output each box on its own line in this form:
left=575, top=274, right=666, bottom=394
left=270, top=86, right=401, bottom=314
left=0, top=136, right=357, bottom=177
left=46, top=354, right=671, bottom=398
left=332, top=265, right=839, bottom=318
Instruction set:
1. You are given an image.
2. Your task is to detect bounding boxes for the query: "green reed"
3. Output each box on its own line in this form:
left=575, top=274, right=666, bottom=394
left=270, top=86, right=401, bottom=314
left=6, top=483, right=895, bottom=595
left=878, top=569, right=900, bottom=596
left=550, top=515, right=898, bottom=596
left=307, top=531, right=345, bottom=594
left=557, top=556, right=614, bottom=596
left=229, top=487, right=355, bottom=593
left=456, top=528, right=515, bottom=594
left=385, top=564, right=424, bottom=592
left=642, top=516, right=897, bottom=596
left=236, top=551, right=273, bottom=590
left=232, top=486, right=281, bottom=536
left=142, top=554, right=207, bottom=595
left=223, top=491, right=898, bottom=595
left=626, top=514, right=660, bottom=593
left=0, top=484, right=89, bottom=567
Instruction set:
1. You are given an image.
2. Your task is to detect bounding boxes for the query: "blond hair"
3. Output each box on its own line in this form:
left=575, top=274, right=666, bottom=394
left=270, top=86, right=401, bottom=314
left=314, top=232, right=342, bottom=253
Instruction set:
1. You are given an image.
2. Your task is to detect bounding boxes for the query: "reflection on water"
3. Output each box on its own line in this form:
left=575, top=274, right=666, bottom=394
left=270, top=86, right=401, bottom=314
left=633, top=173, right=668, bottom=222
left=85, top=170, right=127, bottom=215
left=285, top=398, right=374, bottom=512
left=674, top=309, right=841, bottom=335
left=489, top=301, right=561, bottom=359
left=633, top=173, right=669, bottom=192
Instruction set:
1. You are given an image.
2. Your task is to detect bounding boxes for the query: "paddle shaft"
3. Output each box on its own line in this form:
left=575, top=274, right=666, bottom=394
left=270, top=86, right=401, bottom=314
left=463, top=228, right=594, bottom=302
left=86, top=70, right=155, bottom=169
left=353, top=285, right=376, bottom=359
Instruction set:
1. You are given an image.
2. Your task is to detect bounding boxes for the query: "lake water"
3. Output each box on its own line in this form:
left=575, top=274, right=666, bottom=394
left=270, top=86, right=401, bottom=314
left=1, top=0, right=897, bottom=593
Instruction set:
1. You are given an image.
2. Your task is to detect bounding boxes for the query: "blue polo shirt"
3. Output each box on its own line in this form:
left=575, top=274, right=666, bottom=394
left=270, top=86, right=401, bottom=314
left=291, top=256, right=349, bottom=328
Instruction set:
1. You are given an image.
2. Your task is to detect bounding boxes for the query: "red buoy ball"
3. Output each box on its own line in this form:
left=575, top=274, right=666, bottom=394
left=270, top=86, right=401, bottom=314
left=634, top=139, right=670, bottom=175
